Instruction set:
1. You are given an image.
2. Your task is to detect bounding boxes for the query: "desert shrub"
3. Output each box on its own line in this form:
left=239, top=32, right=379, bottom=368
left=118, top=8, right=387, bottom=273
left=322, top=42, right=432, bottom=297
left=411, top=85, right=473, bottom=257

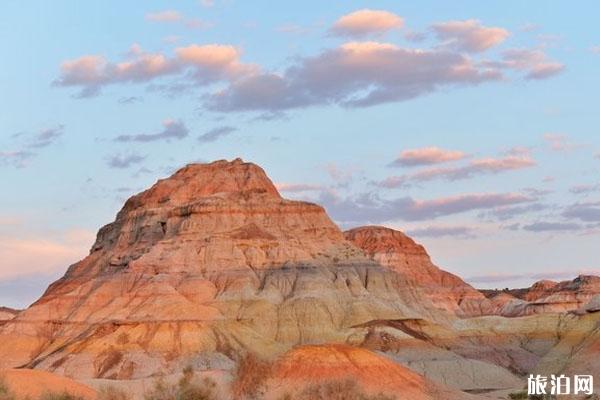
left=39, top=392, right=84, bottom=400
left=97, top=386, right=131, bottom=400
left=280, top=379, right=395, bottom=400
left=508, top=391, right=554, bottom=400
left=508, top=391, right=528, bottom=400
left=231, top=353, right=272, bottom=400
left=144, top=366, right=218, bottom=400
left=0, top=377, right=15, bottom=400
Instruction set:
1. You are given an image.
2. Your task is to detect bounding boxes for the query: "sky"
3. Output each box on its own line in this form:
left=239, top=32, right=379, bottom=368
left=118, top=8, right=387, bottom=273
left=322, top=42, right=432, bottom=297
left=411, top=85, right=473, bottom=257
left=1, top=1, right=600, bottom=309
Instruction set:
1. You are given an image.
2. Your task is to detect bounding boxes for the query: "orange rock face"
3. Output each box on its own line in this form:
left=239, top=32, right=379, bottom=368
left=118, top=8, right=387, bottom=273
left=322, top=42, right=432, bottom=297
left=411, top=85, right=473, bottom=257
left=0, top=369, right=96, bottom=399
left=267, top=344, right=476, bottom=400
left=481, top=275, right=600, bottom=317
left=344, top=226, right=491, bottom=317
left=0, top=307, right=18, bottom=322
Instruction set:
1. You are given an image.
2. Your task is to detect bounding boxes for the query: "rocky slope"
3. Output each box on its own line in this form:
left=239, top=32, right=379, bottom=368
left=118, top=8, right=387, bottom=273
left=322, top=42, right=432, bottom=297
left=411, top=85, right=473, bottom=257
left=0, top=369, right=96, bottom=399
left=263, top=344, right=479, bottom=400
left=344, top=226, right=491, bottom=317
left=0, top=307, right=18, bottom=322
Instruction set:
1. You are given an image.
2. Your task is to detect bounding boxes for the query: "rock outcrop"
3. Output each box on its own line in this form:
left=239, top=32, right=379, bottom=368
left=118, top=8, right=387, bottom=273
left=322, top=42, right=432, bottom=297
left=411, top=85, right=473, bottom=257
left=0, top=307, right=18, bottom=322
left=481, top=275, right=600, bottom=316
left=265, top=344, right=478, bottom=400
left=344, top=226, right=491, bottom=317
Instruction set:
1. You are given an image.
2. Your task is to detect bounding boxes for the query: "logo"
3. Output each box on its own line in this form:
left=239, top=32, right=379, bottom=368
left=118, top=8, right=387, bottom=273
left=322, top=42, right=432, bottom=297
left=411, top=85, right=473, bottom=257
left=527, top=374, right=594, bottom=396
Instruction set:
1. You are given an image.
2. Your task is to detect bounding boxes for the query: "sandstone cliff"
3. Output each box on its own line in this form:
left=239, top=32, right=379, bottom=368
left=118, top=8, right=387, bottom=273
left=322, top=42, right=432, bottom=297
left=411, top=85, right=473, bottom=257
left=344, top=226, right=491, bottom=317
left=481, top=275, right=600, bottom=316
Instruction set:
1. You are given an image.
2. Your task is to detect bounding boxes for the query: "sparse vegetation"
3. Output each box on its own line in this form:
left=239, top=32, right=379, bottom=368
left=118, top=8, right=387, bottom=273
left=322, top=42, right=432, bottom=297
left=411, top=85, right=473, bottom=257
left=0, top=376, right=86, bottom=400
left=144, top=366, right=218, bottom=400
left=97, top=386, right=131, bottom=400
left=508, top=391, right=554, bottom=400
left=0, top=377, right=15, bottom=400
left=508, top=391, right=528, bottom=399
left=279, top=379, right=395, bottom=400
left=39, top=392, right=84, bottom=400
left=231, top=353, right=272, bottom=400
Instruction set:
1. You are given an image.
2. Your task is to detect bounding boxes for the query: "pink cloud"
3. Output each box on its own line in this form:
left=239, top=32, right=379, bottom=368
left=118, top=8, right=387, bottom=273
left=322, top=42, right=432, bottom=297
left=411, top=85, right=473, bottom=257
left=411, top=193, right=531, bottom=217
left=321, top=190, right=532, bottom=224
left=146, top=10, right=211, bottom=30
left=390, top=147, right=466, bottom=167
left=56, top=34, right=564, bottom=109
left=54, top=44, right=256, bottom=97
left=500, top=48, right=565, bottom=79
left=469, top=155, right=535, bottom=172
left=377, top=176, right=409, bottom=189
left=331, top=9, right=404, bottom=37
left=0, top=151, right=36, bottom=168
left=276, top=183, right=323, bottom=193
left=206, top=41, right=503, bottom=111
left=543, top=133, right=579, bottom=152
left=114, top=119, right=188, bottom=142
left=432, top=19, right=509, bottom=52
left=0, top=229, right=94, bottom=280
left=406, top=224, right=476, bottom=238
left=145, top=10, right=183, bottom=22
left=175, top=44, right=257, bottom=78
left=380, top=154, right=535, bottom=187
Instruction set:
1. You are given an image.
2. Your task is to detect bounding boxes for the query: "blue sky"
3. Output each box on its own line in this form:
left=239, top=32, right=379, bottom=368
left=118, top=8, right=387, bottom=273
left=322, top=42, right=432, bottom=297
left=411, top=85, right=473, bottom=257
left=1, top=1, right=600, bottom=308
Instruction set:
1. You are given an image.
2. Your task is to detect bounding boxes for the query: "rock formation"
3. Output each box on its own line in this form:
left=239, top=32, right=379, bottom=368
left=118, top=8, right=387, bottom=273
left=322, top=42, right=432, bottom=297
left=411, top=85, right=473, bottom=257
left=344, top=226, right=491, bottom=317
left=264, top=344, right=478, bottom=400
left=0, top=369, right=96, bottom=399
left=481, top=275, right=600, bottom=316
left=0, top=158, right=598, bottom=398
left=0, top=307, right=18, bottom=322
left=0, top=159, right=449, bottom=381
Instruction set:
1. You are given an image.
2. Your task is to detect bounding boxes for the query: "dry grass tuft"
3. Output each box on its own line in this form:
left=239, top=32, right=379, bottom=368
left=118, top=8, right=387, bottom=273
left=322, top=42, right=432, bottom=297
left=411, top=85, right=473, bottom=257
left=97, top=386, right=131, bottom=400
left=231, top=353, right=272, bottom=400
left=144, top=366, right=218, bottom=400
left=0, top=377, right=15, bottom=400
left=279, top=379, right=395, bottom=400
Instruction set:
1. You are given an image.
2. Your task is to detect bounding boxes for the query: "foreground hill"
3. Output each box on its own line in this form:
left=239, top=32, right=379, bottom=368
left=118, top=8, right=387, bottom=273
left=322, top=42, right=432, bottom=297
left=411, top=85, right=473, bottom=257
left=0, top=369, right=96, bottom=399
left=0, top=158, right=598, bottom=398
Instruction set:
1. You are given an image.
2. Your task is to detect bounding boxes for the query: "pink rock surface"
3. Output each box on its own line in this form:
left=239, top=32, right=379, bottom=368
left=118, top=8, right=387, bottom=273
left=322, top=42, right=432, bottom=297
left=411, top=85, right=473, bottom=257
left=344, top=226, right=491, bottom=317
